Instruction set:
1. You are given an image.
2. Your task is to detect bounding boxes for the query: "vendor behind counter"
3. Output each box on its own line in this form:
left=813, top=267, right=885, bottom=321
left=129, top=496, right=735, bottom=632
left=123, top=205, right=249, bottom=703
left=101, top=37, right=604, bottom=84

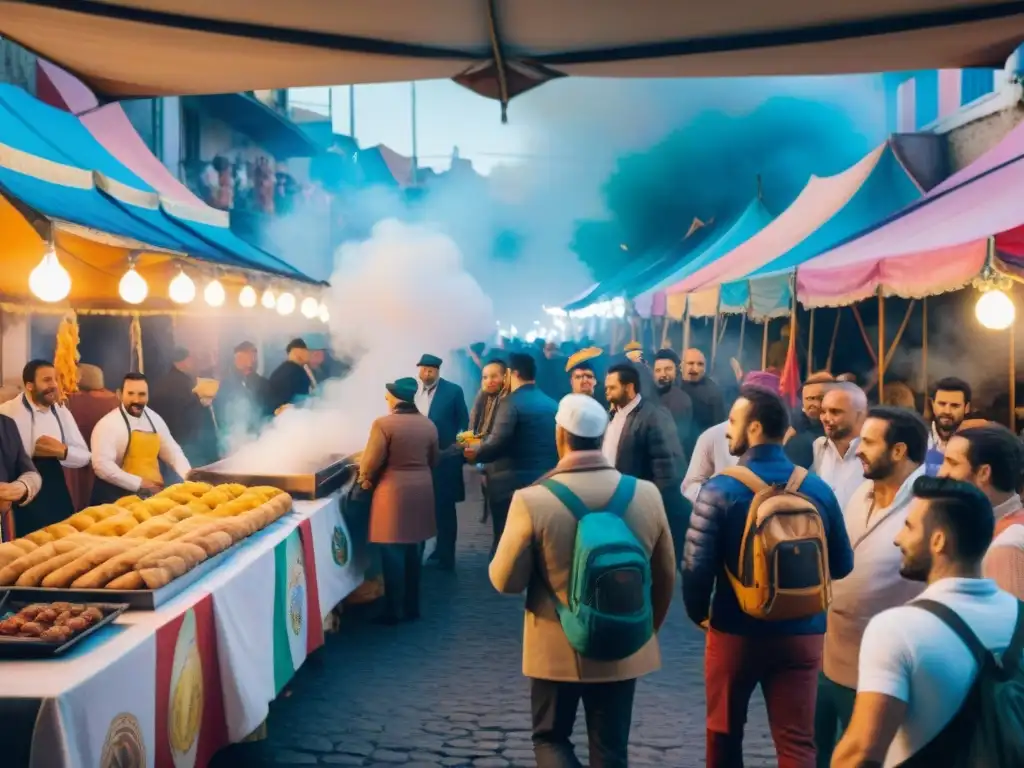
left=148, top=347, right=220, bottom=468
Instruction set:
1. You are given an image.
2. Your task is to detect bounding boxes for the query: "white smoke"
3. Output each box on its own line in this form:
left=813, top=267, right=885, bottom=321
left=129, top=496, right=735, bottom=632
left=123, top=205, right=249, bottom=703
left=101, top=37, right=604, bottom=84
left=224, top=219, right=493, bottom=472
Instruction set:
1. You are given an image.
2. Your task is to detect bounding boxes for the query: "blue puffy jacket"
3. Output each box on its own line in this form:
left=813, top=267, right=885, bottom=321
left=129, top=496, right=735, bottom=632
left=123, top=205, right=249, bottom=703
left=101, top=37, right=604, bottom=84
left=682, top=444, right=854, bottom=636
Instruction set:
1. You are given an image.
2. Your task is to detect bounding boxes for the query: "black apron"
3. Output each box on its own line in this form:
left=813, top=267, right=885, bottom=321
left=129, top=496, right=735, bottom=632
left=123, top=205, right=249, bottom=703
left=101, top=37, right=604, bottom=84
left=90, top=408, right=162, bottom=506
left=14, top=396, right=75, bottom=537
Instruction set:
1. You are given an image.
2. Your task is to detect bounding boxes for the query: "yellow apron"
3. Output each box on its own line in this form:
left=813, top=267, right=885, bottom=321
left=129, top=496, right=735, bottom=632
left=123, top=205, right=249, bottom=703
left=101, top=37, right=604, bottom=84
left=89, top=409, right=164, bottom=505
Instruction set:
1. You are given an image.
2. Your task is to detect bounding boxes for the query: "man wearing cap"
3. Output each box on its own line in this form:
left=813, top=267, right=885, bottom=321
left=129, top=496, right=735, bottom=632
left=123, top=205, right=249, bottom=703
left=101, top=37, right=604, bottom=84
left=267, top=338, right=316, bottom=414
left=490, top=393, right=675, bottom=766
left=653, top=348, right=693, bottom=469
left=149, top=347, right=220, bottom=468
left=415, top=354, right=469, bottom=571
left=565, top=347, right=607, bottom=410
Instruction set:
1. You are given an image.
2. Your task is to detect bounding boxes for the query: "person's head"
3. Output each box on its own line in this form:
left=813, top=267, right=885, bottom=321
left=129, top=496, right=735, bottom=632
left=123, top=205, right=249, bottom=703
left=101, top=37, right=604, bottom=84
left=801, top=371, right=835, bottom=421
left=508, top=353, right=536, bottom=390
left=931, top=377, right=972, bottom=440
left=820, top=383, right=868, bottom=444
left=121, top=373, right=149, bottom=416
left=741, top=370, right=781, bottom=395
left=481, top=360, right=507, bottom=395
left=653, top=349, right=680, bottom=393
left=566, top=347, right=601, bottom=396
left=286, top=338, right=309, bottom=366
left=544, top=342, right=558, bottom=360
left=939, top=425, right=1023, bottom=502
left=554, top=394, right=608, bottom=460
left=605, top=363, right=641, bottom=408
left=726, top=385, right=790, bottom=457
left=77, top=363, right=105, bottom=393
left=896, top=476, right=994, bottom=583
left=682, top=348, right=706, bottom=382
left=23, top=360, right=59, bottom=407
left=385, top=377, right=418, bottom=410
left=416, top=354, right=443, bottom=387
left=172, top=347, right=194, bottom=376
left=233, top=341, right=258, bottom=375
left=882, top=381, right=917, bottom=410
left=308, top=349, right=326, bottom=369
left=856, top=406, right=929, bottom=481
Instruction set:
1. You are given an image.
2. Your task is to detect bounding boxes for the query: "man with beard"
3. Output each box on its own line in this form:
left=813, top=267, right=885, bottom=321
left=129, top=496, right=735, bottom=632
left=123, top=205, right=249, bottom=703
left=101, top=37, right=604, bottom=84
left=267, top=338, right=317, bottom=415
left=90, top=373, right=192, bottom=503
left=565, top=347, right=606, bottom=409
left=683, top=385, right=853, bottom=768
left=652, top=349, right=692, bottom=470
left=0, top=413, right=41, bottom=541
left=815, top=406, right=929, bottom=767
left=785, top=372, right=835, bottom=469
left=603, top=363, right=689, bottom=563
left=679, top=348, right=726, bottom=458
left=469, top=359, right=508, bottom=439
left=938, top=424, right=1024, bottom=599
left=925, top=377, right=972, bottom=476
left=813, top=383, right=868, bottom=509
left=0, top=360, right=90, bottom=534
left=148, top=347, right=220, bottom=468
left=215, top=341, right=271, bottom=450
left=833, top=477, right=1020, bottom=768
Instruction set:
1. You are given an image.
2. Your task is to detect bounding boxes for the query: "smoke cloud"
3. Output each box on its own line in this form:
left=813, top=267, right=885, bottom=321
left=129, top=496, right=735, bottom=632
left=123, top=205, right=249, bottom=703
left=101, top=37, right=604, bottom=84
left=223, top=219, right=494, bottom=472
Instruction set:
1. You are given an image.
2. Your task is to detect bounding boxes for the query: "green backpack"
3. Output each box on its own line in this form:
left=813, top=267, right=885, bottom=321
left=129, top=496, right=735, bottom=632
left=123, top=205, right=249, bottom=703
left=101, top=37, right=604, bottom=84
left=901, top=599, right=1024, bottom=767
left=539, top=475, right=654, bottom=661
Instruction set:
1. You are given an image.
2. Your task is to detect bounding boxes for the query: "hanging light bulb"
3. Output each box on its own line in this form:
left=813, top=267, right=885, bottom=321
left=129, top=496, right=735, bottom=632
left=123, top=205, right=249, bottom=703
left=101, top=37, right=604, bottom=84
left=204, top=278, right=226, bottom=307
left=277, top=291, right=296, bottom=316
left=300, top=296, right=320, bottom=319
left=28, top=247, right=72, bottom=303
left=119, top=264, right=148, bottom=305
left=239, top=285, right=257, bottom=308
left=261, top=288, right=276, bottom=309
left=975, top=289, right=1016, bottom=330
left=168, top=268, right=195, bottom=304
left=318, top=302, right=330, bottom=323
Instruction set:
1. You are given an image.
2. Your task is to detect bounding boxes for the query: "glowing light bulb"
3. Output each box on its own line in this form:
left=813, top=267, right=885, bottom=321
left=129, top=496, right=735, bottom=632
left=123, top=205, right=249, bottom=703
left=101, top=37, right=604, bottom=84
left=300, top=296, right=320, bottom=319
left=318, top=303, right=330, bottom=323
left=28, top=248, right=71, bottom=303
left=239, top=285, right=257, bottom=308
left=277, top=291, right=296, bottom=316
left=204, top=279, right=225, bottom=307
left=261, top=288, right=276, bottom=309
left=168, top=269, right=195, bottom=304
left=119, top=266, right=148, bottom=305
left=975, top=289, right=1015, bottom=331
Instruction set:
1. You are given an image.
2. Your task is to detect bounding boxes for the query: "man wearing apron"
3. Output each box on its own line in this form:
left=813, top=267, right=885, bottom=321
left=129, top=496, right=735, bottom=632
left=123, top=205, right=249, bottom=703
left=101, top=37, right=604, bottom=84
left=0, top=360, right=90, bottom=536
left=89, top=372, right=192, bottom=504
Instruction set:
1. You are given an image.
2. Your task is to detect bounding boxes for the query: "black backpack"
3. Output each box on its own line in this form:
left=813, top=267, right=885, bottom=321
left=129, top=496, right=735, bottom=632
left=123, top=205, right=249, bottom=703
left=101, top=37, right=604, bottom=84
left=900, top=599, right=1024, bottom=767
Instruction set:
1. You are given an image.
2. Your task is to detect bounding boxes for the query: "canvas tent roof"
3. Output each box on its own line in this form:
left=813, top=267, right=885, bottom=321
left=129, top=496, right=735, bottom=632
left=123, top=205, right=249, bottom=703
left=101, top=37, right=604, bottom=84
left=0, top=1, right=1021, bottom=108
left=796, top=119, right=1024, bottom=308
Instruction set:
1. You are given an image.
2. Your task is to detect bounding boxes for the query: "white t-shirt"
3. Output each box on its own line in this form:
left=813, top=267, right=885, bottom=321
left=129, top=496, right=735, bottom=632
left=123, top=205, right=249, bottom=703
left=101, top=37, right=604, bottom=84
left=857, top=577, right=1019, bottom=766
left=812, top=436, right=865, bottom=510
left=682, top=421, right=736, bottom=502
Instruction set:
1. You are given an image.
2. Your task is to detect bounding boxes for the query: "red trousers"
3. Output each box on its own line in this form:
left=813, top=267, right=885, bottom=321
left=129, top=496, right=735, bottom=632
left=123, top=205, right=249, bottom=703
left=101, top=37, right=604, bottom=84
left=704, top=629, right=823, bottom=768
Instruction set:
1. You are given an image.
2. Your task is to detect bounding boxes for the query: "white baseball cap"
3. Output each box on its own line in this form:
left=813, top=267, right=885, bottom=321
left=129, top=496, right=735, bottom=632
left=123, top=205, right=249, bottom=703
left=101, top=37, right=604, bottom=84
left=556, top=393, right=609, bottom=439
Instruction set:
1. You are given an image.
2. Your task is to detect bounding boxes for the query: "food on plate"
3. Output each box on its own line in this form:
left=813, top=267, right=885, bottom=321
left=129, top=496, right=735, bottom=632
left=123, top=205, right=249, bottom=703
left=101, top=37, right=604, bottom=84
left=139, top=555, right=189, bottom=589
left=40, top=625, right=73, bottom=642
left=41, top=539, right=138, bottom=588
left=106, top=571, right=145, bottom=590
left=16, top=548, right=87, bottom=587
left=19, top=621, right=44, bottom=636
left=0, top=601, right=115, bottom=642
left=71, top=540, right=163, bottom=588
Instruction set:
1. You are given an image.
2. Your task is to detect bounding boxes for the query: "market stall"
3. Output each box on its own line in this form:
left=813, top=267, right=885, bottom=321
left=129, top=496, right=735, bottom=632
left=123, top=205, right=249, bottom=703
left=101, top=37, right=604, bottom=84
left=0, top=487, right=365, bottom=768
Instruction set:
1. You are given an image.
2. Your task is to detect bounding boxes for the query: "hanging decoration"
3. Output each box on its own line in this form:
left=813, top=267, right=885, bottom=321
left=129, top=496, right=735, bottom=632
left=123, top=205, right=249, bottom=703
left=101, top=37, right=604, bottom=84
left=277, top=291, right=296, bottom=316
left=261, top=288, right=277, bottom=310
left=300, top=296, right=320, bottom=319
left=204, top=278, right=226, bottom=308
left=318, top=302, right=330, bottom=324
left=239, top=285, right=257, bottom=308
left=972, top=267, right=1015, bottom=331
left=168, top=267, right=196, bottom=305
left=28, top=247, right=72, bottom=303
left=54, top=312, right=80, bottom=402
left=119, top=260, right=148, bottom=305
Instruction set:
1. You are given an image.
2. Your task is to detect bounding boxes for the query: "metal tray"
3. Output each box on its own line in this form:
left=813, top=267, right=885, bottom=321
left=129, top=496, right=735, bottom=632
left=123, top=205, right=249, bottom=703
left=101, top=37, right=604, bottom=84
left=0, top=592, right=129, bottom=659
left=5, top=543, right=236, bottom=611
left=189, top=453, right=360, bottom=500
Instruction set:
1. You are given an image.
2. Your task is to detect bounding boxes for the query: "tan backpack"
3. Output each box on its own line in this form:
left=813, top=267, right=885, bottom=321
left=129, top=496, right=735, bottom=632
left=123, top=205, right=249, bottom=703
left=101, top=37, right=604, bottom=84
left=720, top=466, right=832, bottom=621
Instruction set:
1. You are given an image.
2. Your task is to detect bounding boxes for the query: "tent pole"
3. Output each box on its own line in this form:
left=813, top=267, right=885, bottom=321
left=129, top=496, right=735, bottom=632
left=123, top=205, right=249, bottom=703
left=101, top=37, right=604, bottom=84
left=877, top=286, right=886, bottom=402
left=921, top=298, right=928, bottom=399
left=806, top=308, right=816, bottom=377
left=711, top=312, right=721, bottom=369
left=1011, top=286, right=1017, bottom=434
left=761, top=319, right=769, bottom=370
left=660, top=316, right=670, bottom=349
left=738, top=312, right=746, bottom=370
left=826, top=309, right=842, bottom=373
left=883, top=300, right=916, bottom=372
left=683, top=300, right=691, bottom=352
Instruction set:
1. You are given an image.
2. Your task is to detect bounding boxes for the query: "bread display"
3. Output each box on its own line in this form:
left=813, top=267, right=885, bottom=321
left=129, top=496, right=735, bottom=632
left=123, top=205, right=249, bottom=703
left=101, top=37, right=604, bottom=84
left=0, top=482, right=292, bottom=594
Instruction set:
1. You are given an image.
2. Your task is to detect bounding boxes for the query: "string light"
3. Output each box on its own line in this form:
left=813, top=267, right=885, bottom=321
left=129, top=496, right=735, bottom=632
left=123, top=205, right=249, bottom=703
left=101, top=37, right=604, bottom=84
left=318, top=303, right=330, bottom=323
left=168, top=268, right=195, bottom=304
left=976, top=289, right=1015, bottom=330
left=28, top=247, right=71, bottom=303
left=277, top=291, right=296, bottom=316
left=119, top=264, right=148, bottom=305
left=300, top=296, right=320, bottom=319
left=261, top=288, right=276, bottom=309
left=204, top=278, right=226, bottom=307
left=239, top=285, right=257, bottom=308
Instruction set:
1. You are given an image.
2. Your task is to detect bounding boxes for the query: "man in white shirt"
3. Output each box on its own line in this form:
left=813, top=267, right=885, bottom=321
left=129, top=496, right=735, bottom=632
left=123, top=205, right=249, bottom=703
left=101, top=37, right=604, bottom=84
left=816, top=406, right=929, bottom=766
left=90, top=372, right=192, bottom=504
left=0, top=359, right=90, bottom=534
left=832, top=477, right=1020, bottom=767
left=812, top=383, right=867, bottom=509
left=682, top=422, right=735, bottom=503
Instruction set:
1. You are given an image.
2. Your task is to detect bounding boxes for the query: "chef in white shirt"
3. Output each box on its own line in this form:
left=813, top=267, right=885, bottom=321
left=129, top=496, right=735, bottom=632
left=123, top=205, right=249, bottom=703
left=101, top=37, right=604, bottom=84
left=813, top=383, right=868, bottom=509
left=90, top=372, right=191, bottom=503
left=0, top=359, right=90, bottom=534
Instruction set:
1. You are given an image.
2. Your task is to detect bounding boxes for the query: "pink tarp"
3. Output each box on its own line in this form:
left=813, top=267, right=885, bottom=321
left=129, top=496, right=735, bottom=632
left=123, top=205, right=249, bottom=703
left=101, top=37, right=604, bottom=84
left=796, top=156, right=1024, bottom=307
left=664, top=143, right=888, bottom=299
left=927, top=115, right=1024, bottom=197
left=36, top=60, right=204, bottom=208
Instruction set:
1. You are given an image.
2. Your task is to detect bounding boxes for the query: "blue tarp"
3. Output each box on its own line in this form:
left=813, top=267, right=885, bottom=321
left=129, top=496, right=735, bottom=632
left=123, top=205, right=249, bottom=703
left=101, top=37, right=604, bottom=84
left=0, top=86, right=315, bottom=282
left=622, top=220, right=721, bottom=299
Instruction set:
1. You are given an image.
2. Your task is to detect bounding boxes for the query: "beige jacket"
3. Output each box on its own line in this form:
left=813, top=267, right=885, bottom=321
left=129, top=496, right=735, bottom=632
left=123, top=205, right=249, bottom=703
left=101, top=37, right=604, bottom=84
left=489, top=450, right=676, bottom=682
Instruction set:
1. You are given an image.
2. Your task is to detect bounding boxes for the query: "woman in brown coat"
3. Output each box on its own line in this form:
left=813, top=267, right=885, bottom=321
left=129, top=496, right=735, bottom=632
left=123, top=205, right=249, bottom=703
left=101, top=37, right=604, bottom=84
left=358, top=377, right=439, bottom=623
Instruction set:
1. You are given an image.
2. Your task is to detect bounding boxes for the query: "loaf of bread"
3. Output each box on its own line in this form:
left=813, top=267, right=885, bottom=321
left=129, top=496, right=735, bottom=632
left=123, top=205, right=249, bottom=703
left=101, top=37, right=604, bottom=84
left=41, top=539, right=137, bottom=588
left=139, top=556, right=189, bottom=589
left=71, top=540, right=164, bottom=588
left=124, top=516, right=177, bottom=539
left=0, top=542, right=59, bottom=585
left=135, top=541, right=207, bottom=570
left=199, top=489, right=232, bottom=509
left=9, top=539, right=38, bottom=554
left=144, top=497, right=178, bottom=515
left=178, top=529, right=233, bottom=557
left=181, top=481, right=213, bottom=495
left=106, top=571, right=145, bottom=590
left=84, top=512, right=140, bottom=537
left=24, top=530, right=55, bottom=546
left=66, top=512, right=98, bottom=532
left=128, top=503, right=154, bottom=523
left=216, top=483, right=247, bottom=499
left=0, top=542, right=27, bottom=568
left=44, top=523, right=80, bottom=540
left=115, top=495, right=142, bottom=507
left=85, top=504, right=124, bottom=521
left=16, top=547, right=87, bottom=587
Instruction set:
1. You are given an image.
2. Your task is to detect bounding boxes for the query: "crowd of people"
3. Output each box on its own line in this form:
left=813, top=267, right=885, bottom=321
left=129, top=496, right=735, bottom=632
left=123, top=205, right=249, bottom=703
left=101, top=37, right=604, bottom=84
left=351, top=338, right=1024, bottom=768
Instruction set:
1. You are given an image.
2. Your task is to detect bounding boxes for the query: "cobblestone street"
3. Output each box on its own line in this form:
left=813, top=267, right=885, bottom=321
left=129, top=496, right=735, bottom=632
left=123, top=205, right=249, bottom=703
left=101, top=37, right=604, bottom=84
left=214, top=481, right=775, bottom=767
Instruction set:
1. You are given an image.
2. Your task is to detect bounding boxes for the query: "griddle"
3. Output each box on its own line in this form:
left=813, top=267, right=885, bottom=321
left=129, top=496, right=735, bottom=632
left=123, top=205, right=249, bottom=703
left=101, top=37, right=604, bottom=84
left=188, top=452, right=361, bottom=500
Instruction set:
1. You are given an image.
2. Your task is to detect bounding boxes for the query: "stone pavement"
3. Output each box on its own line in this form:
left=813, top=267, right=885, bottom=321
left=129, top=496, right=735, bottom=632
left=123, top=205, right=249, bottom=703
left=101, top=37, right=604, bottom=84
left=213, top=481, right=777, bottom=768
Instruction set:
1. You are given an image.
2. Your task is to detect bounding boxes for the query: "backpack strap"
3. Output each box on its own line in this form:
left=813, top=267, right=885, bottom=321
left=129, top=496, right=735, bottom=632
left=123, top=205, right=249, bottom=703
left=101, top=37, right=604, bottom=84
left=786, top=466, right=809, bottom=493
left=540, top=475, right=638, bottom=522
left=1004, top=601, right=1024, bottom=675
left=539, top=479, right=592, bottom=522
left=720, top=466, right=769, bottom=494
left=910, top=599, right=990, bottom=666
